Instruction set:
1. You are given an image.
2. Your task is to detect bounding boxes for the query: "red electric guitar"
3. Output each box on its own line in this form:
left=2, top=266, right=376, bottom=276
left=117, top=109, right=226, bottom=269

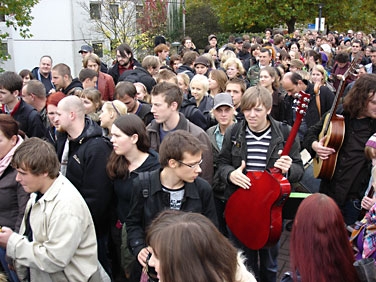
left=225, top=91, right=310, bottom=250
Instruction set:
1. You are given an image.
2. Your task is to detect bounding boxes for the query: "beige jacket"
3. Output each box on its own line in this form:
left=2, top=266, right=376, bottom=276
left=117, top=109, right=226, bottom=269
left=7, top=174, right=109, bottom=282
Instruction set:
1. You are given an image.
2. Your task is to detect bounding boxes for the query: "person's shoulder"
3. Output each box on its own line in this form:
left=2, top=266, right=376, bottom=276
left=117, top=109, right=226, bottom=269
left=193, top=176, right=211, bottom=190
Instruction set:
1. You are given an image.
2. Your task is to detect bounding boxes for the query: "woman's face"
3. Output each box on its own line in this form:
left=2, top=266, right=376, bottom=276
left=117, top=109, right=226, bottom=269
left=208, top=74, right=219, bottom=91
left=81, top=97, right=97, bottom=114
left=177, top=76, right=188, bottom=94
left=311, top=69, right=324, bottom=84
left=110, top=124, right=135, bottom=157
left=252, top=47, right=260, bottom=57
left=0, top=130, right=16, bottom=160
left=290, top=44, right=299, bottom=53
left=47, top=104, right=58, bottom=127
left=171, top=60, right=181, bottom=72
left=259, top=70, right=274, bottom=89
left=135, top=84, right=146, bottom=101
left=226, top=64, right=239, bottom=79
left=289, top=51, right=296, bottom=60
left=99, top=106, right=114, bottom=129
left=22, top=75, right=31, bottom=86
left=190, top=81, right=206, bottom=101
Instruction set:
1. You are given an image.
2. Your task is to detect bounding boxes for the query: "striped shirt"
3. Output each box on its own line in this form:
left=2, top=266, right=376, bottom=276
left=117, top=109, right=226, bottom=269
left=245, top=125, right=272, bottom=171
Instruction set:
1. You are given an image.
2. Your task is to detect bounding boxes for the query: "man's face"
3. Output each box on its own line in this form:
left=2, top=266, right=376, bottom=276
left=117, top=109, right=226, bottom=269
left=21, top=85, right=34, bottom=107
left=226, top=83, right=243, bottom=108
left=281, top=77, right=303, bottom=96
left=119, top=94, right=137, bottom=113
left=151, top=94, right=174, bottom=124
left=159, top=49, right=169, bottom=61
left=352, top=43, right=361, bottom=54
left=172, top=152, right=202, bottom=183
left=39, top=57, right=52, bottom=76
left=116, top=50, right=130, bottom=66
left=209, top=38, right=217, bottom=47
left=0, top=87, right=18, bottom=106
left=213, top=105, right=234, bottom=127
left=86, top=60, right=99, bottom=73
left=16, top=167, right=48, bottom=194
left=235, top=41, right=243, bottom=51
left=243, top=102, right=271, bottom=132
left=54, top=105, right=70, bottom=132
left=80, top=51, right=91, bottom=59
left=195, top=64, right=208, bottom=75
left=315, top=38, right=321, bottom=46
left=259, top=51, right=271, bottom=66
left=51, top=70, right=67, bottom=91
left=82, top=77, right=98, bottom=89
left=371, top=52, right=376, bottom=65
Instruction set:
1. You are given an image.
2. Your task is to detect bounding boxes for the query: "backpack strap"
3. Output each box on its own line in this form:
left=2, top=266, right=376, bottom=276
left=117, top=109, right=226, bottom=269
left=138, top=171, right=151, bottom=199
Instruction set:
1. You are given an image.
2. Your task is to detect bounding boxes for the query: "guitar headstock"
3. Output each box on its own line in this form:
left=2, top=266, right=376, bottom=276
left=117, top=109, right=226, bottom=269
left=293, top=91, right=310, bottom=116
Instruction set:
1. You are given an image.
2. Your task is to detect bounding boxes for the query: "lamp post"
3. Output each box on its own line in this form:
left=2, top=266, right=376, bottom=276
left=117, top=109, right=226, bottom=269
left=318, top=3, right=323, bottom=33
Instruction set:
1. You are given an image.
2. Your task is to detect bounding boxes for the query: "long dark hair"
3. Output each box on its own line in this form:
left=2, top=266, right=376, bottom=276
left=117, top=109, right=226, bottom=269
left=106, top=114, right=150, bottom=179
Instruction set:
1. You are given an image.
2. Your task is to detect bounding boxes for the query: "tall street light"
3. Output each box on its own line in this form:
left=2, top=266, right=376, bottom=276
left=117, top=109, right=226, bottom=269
left=318, top=3, right=324, bottom=33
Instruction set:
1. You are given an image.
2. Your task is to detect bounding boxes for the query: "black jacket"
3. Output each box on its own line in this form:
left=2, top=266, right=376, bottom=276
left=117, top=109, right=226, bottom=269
left=125, top=168, right=218, bottom=256
left=31, top=67, right=55, bottom=94
left=56, top=118, right=113, bottom=236
left=176, top=65, right=195, bottom=81
left=108, top=59, right=142, bottom=84
left=1, top=99, right=45, bottom=138
left=118, top=67, right=156, bottom=94
left=62, top=78, right=83, bottom=95
left=180, top=98, right=209, bottom=130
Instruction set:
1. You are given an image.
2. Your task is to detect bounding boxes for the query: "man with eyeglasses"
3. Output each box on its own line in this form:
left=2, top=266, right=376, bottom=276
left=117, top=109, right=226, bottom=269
left=108, top=43, right=141, bottom=84
left=350, top=39, right=370, bottom=65
left=126, top=130, right=217, bottom=281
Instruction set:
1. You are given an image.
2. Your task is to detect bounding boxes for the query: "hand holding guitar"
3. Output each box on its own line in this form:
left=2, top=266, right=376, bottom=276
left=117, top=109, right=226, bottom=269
left=274, top=150, right=292, bottom=174
left=229, top=161, right=251, bottom=189
left=312, top=136, right=336, bottom=160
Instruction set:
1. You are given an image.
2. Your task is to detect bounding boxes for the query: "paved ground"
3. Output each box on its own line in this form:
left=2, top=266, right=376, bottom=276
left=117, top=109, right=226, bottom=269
left=277, top=227, right=291, bottom=280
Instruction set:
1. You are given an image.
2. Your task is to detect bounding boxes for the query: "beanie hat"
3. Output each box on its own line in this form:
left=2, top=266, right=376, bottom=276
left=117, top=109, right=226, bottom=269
left=366, top=133, right=376, bottom=149
left=46, top=91, right=66, bottom=107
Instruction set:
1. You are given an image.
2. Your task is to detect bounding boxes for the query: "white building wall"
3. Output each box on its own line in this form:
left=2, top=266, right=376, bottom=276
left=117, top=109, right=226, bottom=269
left=1, top=0, right=109, bottom=77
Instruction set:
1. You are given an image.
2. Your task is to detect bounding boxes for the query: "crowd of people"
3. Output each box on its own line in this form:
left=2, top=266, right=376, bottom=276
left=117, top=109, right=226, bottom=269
left=0, top=27, right=376, bottom=282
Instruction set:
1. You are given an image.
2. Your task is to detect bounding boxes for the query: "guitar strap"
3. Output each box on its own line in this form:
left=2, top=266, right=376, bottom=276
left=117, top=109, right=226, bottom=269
left=316, top=90, right=321, bottom=117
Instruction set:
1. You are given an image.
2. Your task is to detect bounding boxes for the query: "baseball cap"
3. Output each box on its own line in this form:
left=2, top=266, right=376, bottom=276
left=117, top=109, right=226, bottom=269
left=213, top=93, right=233, bottom=110
left=235, top=37, right=243, bottom=44
left=208, top=34, right=217, bottom=41
left=194, top=56, right=210, bottom=68
left=78, top=45, right=93, bottom=53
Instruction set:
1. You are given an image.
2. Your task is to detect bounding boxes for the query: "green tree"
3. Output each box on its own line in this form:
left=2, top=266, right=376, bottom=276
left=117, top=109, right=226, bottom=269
left=209, top=0, right=376, bottom=34
left=0, top=0, right=39, bottom=62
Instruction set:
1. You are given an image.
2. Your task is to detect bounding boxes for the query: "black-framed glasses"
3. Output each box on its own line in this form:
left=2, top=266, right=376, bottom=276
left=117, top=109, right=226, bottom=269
left=176, top=159, right=203, bottom=169
left=146, top=252, right=159, bottom=282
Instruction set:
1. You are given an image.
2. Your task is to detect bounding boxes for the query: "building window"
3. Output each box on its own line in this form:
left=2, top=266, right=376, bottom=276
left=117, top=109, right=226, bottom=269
left=90, top=3, right=101, bottom=20
left=110, top=4, right=119, bottom=19
left=92, top=42, right=103, bottom=57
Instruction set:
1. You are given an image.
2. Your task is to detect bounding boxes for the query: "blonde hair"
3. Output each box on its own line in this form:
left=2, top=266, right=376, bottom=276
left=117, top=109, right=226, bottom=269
left=220, top=50, right=236, bottom=68
left=223, top=57, right=245, bottom=75
left=102, top=100, right=127, bottom=117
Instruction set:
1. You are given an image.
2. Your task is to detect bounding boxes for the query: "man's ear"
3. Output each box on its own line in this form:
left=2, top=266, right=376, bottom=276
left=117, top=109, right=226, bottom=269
left=12, top=90, right=19, bottom=97
left=170, top=101, right=178, bottom=111
left=168, top=158, right=178, bottom=168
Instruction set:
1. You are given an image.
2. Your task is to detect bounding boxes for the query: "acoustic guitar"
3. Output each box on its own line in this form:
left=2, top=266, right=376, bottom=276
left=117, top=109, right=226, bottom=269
left=313, top=55, right=361, bottom=179
left=225, top=91, right=310, bottom=250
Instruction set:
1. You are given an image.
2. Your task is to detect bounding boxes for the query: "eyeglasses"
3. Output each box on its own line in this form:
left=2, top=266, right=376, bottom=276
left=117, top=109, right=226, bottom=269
left=176, top=159, right=203, bottom=169
left=146, top=252, right=158, bottom=282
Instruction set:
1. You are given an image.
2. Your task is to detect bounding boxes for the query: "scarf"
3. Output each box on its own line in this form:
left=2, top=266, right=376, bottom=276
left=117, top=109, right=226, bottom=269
left=0, top=135, right=23, bottom=177
left=363, top=204, right=376, bottom=258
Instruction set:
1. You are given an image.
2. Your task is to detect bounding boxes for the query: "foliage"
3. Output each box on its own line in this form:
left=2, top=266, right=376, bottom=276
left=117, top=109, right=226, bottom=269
left=137, top=0, right=167, bottom=36
left=0, top=0, right=39, bottom=66
left=208, top=0, right=376, bottom=34
left=185, top=1, right=223, bottom=50
left=78, top=0, right=138, bottom=51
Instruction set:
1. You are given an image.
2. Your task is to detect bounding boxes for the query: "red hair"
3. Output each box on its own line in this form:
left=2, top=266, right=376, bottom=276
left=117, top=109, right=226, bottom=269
left=290, top=194, right=359, bottom=282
